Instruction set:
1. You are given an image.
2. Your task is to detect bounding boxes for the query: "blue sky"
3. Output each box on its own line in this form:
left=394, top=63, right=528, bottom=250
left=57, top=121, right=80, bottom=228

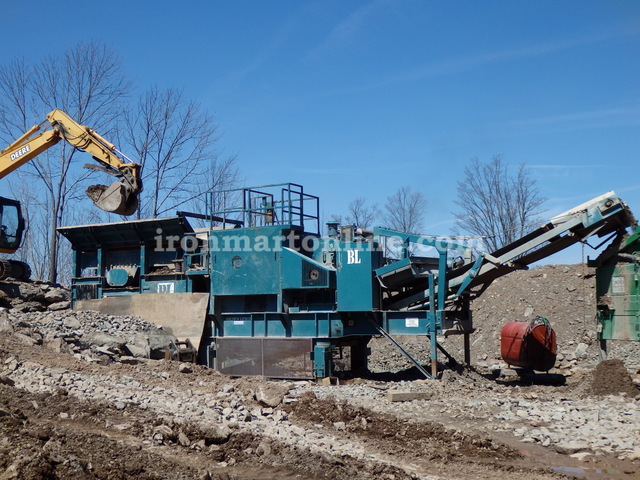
left=2, top=0, right=640, bottom=263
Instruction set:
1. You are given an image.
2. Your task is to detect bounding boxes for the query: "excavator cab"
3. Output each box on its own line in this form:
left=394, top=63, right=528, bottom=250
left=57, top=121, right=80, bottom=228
left=0, top=196, right=30, bottom=280
left=0, top=197, right=24, bottom=254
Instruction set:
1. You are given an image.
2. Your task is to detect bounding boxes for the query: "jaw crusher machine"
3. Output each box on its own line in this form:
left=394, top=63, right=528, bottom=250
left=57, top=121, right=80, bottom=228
left=58, top=184, right=636, bottom=379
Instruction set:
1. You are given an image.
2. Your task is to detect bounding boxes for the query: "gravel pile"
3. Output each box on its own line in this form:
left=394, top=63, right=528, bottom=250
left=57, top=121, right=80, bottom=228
left=1, top=358, right=401, bottom=470
left=0, top=280, right=70, bottom=312
left=0, top=308, right=177, bottom=362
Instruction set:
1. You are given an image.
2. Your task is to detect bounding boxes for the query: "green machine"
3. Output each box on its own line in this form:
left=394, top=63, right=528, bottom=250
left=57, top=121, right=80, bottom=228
left=592, top=226, right=640, bottom=350
left=59, top=186, right=636, bottom=379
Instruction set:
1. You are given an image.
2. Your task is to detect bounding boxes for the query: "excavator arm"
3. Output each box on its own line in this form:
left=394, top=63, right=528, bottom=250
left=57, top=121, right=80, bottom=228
left=0, top=109, right=142, bottom=216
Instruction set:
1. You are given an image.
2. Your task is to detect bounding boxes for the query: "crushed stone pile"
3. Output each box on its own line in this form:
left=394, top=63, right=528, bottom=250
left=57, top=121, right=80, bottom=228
left=0, top=308, right=177, bottom=364
left=0, top=279, right=70, bottom=312
left=0, top=278, right=178, bottom=363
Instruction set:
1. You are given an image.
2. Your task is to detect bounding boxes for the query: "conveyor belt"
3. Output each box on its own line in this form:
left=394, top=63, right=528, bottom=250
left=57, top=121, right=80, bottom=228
left=379, top=191, right=636, bottom=311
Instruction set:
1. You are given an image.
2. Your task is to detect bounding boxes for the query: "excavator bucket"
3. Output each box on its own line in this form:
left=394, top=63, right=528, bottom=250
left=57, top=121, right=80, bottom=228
left=86, top=181, right=139, bottom=216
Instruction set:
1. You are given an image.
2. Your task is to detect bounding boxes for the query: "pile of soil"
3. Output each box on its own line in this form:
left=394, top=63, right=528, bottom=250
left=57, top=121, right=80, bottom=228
left=590, top=359, right=639, bottom=397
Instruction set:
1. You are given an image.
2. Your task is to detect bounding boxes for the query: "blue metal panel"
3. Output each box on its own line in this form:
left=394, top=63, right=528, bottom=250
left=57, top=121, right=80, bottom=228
left=217, top=311, right=343, bottom=339
left=313, top=341, right=332, bottom=377
left=280, top=247, right=335, bottom=289
left=210, top=226, right=289, bottom=296
left=102, top=290, right=140, bottom=297
left=290, top=314, right=334, bottom=337
left=337, top=243, right=379, bottom=311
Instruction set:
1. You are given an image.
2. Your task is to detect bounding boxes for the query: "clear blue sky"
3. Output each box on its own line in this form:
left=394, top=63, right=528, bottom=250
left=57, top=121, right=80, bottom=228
left=2, top=1, right=639, bottom=263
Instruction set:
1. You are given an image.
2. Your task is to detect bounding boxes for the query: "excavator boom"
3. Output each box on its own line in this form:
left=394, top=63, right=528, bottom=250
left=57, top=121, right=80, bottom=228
left=0, top=109, right=142, bottom=216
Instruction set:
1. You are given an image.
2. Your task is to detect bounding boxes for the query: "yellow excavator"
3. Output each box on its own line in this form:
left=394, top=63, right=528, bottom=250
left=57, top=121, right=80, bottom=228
left=0, top=109, right=143, bottom=280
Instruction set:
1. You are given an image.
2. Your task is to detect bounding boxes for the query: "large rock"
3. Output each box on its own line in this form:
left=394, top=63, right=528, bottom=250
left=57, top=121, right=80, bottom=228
left=13, top=332, right=39, bottom=346
left=255, top=384, right=290, bottom=407
left=202, top=424, right=232, bottom=444
left=124, top=330, right=176, bottom=359
left=0, top=280, right=71, bottom=312
left=17, top=283, right=47, bottom=302
left=575, top=342, right=589, bottom=358
left=124, top=343, right=149, bottom=358
left=0, top=309, right=14, bottom=333
left=12, top=301, right=47, bottom=313
left=44, top=337, right=70, bottom=354
left=153, top=424, right=175, bottom=441
left=81, top=332, right=126, bottom=351
left=44, top=288, right=70, bottom=303
left=48, top=301, right=70, bottom=311
left=147, top=329, right=178, bottom=359
left=62, top=315, right=82, bottom=328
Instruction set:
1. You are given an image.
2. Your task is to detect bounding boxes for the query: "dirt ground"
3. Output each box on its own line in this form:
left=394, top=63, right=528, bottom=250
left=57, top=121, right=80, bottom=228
left=0, top=264, right=639, bottom=480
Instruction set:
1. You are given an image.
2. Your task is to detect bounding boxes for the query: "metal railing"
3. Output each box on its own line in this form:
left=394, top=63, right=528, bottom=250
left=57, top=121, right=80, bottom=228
left=207, top=183, right=320, bottom=233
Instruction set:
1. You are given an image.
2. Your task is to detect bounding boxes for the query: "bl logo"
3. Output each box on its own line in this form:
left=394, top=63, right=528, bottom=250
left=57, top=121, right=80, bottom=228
left=347, top=250, right=362, bottom=264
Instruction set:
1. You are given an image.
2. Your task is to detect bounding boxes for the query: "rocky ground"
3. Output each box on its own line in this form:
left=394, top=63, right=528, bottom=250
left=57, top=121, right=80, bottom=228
left=0, top=264, right=639, bottom=479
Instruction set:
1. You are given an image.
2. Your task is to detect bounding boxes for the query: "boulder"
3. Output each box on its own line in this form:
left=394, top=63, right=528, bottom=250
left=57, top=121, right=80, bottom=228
left=17, top=283, right=47, bottom=302
left=62, top=315, right=81, bottom=328
left=147, top=329, right=177, bottom=359
left=202, top=424, right=232, bottom=445
left=178, top=363, right=193, bottom=374
left=0, top=310, right=14, bottom=334
left=48, top=301, right=70, bottom=311
left=124, top=343, right=149, bottom=358
left=44, top=288, right=70, bottom=303
left=81, top=332, right=126, bottom=351
left=575, top=342, right=589, bottom=358
left=255, top=384, right=290, bottom=408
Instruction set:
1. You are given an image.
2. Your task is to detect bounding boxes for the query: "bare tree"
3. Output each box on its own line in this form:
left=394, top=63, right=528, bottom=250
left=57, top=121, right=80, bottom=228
left=7, top=178, right=50, bottom=280
left=453, top=155, right=545, bottom=252
left=0, top=42, right=131, bottom=282
left=122, top=86, right=223, bottom=219
left=188, top=153, right=242, bottom=228
left=327, top=214, right=343, bottom=225
left=0, top=58, right=32, bottom=139
left=345, top=197, right=379, bottom=229
left=382, top=186, right=427, bottom=233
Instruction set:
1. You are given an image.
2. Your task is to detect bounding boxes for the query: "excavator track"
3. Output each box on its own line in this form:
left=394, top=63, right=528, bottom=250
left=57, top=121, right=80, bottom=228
left=0, top=260, right=31, bottom=281
left=8, top=260, right=31, bottom=280
left=0, top=259, right=12, bottom=281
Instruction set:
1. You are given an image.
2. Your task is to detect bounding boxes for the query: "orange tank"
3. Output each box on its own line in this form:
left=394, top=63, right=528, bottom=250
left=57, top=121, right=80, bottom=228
left=500, top=317, right=557, bottom=371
